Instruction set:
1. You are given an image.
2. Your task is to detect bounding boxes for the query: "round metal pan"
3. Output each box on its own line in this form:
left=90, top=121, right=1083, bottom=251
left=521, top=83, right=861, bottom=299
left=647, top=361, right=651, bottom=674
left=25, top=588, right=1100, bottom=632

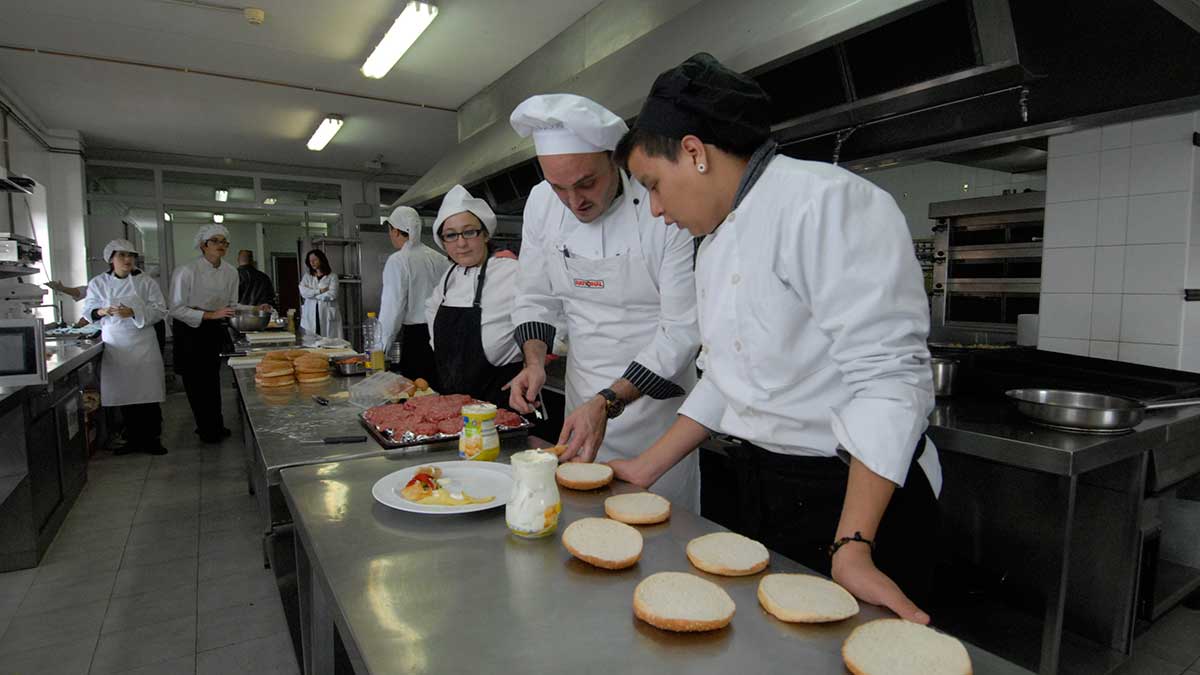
left=1005, top=388, right=1200, bottom=433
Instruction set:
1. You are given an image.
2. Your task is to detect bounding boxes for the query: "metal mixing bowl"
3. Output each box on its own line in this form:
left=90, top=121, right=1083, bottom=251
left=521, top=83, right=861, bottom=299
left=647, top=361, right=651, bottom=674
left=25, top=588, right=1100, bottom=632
left=230, top=309, right=271, bottom=332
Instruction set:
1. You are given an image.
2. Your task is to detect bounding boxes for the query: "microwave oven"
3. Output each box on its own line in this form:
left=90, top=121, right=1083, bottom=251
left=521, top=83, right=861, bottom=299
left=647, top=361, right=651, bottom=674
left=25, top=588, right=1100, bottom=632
left=0, top=318, right=47, bottom=387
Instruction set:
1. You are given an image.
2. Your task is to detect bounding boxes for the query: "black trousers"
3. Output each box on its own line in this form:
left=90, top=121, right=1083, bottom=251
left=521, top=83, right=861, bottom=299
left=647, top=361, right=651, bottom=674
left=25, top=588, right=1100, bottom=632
left=390, top=323, right=441, bottom=391
left=173, top=319, right=228, bottom=439
left=700, top=439, right=939, bottom=608
left=120, top=402, right=163, bottom=450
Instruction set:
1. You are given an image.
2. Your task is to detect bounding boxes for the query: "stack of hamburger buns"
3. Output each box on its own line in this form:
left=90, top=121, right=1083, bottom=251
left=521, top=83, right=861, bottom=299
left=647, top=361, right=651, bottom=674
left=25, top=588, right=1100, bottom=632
left=255, top=351, right=295, bottom=388
left=294, top=354, right=331, bottom=385
left=252, top=349, right=331, bottom=388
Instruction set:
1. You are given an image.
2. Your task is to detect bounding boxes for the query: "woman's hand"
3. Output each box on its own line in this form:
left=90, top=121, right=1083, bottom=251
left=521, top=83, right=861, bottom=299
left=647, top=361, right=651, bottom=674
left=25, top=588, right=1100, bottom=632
left=831, top=545, right=929, bottom=625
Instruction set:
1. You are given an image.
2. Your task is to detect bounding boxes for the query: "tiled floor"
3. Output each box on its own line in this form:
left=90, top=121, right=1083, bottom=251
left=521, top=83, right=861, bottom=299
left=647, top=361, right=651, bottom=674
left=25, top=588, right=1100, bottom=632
left=0, top=384, right=298, bottom=675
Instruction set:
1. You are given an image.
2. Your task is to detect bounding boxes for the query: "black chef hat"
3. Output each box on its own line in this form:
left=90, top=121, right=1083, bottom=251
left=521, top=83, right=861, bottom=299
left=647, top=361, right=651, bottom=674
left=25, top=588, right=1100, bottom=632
left=631, top=52, right=771, bottom=157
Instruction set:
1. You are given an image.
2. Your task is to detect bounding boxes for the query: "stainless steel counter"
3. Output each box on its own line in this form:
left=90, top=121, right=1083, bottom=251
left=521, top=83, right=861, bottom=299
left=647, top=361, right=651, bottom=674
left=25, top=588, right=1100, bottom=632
left=0, top=340, right=103, bottom=408
left=280, top=449, right=1032, bottom=675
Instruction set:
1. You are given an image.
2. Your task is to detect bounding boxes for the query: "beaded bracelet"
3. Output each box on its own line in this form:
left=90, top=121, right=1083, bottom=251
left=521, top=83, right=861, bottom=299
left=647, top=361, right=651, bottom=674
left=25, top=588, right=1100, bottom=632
left=828, top=531, right=875, bottom=558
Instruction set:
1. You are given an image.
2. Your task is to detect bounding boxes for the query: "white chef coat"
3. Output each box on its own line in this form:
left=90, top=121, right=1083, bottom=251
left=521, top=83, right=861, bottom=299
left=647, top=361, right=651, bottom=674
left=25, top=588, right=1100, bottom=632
left=299, top=272, right=343, bottom=339
left=514, top=170, right=701, bottom=509
left=83, top=272, right=167, bottom=407
left=376, top=223, right=449, bottom=352
left=168, top=256, right=246, bottom=328
left=678, top=155, right=940, bottom=493
left=425, top=256, right=522, bottom=366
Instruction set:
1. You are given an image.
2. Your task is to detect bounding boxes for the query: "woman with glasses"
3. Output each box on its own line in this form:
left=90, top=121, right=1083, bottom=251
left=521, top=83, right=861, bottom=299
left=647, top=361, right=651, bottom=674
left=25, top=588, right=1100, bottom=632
left=84, top=239, right=169, bottom=454
left=424, top=185, right=522, bottom=405
left=169, top=223, right=272, bottom=444
left=299, top=248, right=342, bottom=339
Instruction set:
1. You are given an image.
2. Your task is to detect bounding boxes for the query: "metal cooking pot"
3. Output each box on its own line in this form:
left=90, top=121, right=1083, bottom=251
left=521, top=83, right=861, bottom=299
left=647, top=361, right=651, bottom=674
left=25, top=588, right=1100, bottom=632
left=931, top=358, right=958, bottom=397
left=1005, top=388, right=1200, bottom=433
left=229, top=309, right=271, bottom=332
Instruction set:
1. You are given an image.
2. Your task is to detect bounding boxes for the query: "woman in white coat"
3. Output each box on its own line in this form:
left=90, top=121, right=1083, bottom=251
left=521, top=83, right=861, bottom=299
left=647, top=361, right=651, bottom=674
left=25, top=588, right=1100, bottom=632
left=83, top=239, right=168, bottom=455
left=299, top=248, right=342, bottom=339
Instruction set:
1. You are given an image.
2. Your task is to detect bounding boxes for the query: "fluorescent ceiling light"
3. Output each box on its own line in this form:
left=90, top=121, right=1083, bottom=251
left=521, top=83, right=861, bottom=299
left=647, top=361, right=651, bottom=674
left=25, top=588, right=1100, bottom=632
left=213, top=213, right=225, bottom=224
left=163, top=212, right=172, bottom=222
left=263, top=197, right=278, bottom=205
left=307, top=115, right=344, bottom=151
left=361, top=2, right=438, bottom=79
left=215, top=188, right=228, bottom=202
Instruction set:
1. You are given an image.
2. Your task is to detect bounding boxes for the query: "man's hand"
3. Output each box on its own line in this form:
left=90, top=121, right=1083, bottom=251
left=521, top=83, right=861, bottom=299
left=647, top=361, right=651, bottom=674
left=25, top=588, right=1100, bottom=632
left=558, top=396, right=608, bottom=463
left=95, top=307, right=109, bottom=318
left=504, top=364, right=545, bottom=414
left=204, top=307, right=236, bottom=320
left=831, top=543, right=929, bottom=625
left=111, top=305, right=135, bottom=319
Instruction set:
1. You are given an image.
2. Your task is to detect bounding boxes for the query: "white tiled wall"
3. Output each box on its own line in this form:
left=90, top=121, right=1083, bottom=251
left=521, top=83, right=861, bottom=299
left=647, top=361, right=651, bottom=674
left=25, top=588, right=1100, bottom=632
left=1039, top=112, right=1198, bottom=370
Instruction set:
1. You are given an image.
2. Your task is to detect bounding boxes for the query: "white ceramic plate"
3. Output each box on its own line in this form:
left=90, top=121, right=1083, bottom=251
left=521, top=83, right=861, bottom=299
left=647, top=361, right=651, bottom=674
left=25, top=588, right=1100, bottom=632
left=371, top=460, right=513, bottom=515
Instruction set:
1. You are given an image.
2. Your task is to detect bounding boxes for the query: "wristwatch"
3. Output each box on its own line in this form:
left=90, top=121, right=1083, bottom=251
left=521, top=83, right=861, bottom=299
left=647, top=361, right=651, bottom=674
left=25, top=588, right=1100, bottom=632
left=597, top=388, right=625, bottom=419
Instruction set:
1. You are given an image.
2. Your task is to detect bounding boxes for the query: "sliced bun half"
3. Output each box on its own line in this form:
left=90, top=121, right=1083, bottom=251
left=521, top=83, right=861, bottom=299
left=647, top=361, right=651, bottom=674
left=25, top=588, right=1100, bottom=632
left=686, top=532, right=769, bottom=576
left=556, top=463, right=614, bottom=490
left=561, top=517, right=642, bottom=569
left=757, top=574, right=859, bottom=623
left=633, top=572, right=735, bottom=632
left=604, top=492, right=670, bottom=525
left=842, top=619, right=972, bottom=675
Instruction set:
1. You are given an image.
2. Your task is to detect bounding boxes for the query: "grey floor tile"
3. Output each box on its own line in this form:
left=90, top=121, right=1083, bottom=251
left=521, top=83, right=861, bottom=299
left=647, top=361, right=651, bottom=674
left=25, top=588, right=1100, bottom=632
left=42, top=539, right=125, bottom=566
left=200, top=479, right=248, bottom=501
left=198, top=493, right=255, bottom=516
left=45, top=526, right=130, bottom=559
left=111, top=558, right=198, bottom=599
left=198, top=527, right=261, bottom=559
left=120, top=536, right=198, bottom=568
left=196, top=595, right=287, bottom=652
left=135, top=494, right=201, bottom=512
left=196, top=569, right=276, bottom=614
left=0, top=599, right=107, bottom=655
left=198, top=545, right=265, bottom=582
left=125, top=518, right=200, bottom=549
left=132, top=502, right=200, bottom=526
left=102, top=585, right=197, bottom=635
left=32, top=550, right=122, bottom=587
left=105, top=654, right=196, bottom=675
left=61, top=508, right=139, bottom=534
left=17, top=570, right=116, bottom=617
left=196, top=630, right=298, bottom=675
left=89, top=615, right=196, bottom=675
left=1114, top=651, right=1188, bottom=675
left=198, top=507, right=261, bottom=535
left=0, top=635, right=96, bottom=675
left=0, top=568, right=37, bottom=598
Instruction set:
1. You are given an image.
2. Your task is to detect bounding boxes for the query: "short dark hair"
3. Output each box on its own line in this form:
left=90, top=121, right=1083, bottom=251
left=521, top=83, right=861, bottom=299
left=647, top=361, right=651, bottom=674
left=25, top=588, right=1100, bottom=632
left=614, top=126, right=759, bottom=171
left=305, top=249, right=332, bottom=276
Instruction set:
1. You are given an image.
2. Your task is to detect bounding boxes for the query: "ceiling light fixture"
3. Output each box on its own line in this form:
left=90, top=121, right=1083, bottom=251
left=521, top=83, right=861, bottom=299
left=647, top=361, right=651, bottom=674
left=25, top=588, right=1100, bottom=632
left=307, top=115, right=344, bottom=151
left=215, top=188, right=228, bottom=202
left=213, top=213, right=225, bottom=224
left=263, top=197, right=278, bottom=205
left=361, top=2, right=439, bottom=79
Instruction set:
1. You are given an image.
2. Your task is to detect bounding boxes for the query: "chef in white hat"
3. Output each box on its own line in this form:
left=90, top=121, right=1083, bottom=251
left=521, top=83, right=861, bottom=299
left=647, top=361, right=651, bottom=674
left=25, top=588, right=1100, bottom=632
left=168, top=223, right=272, bottom=443
left=376, top=205, right=449, bottom=387
left=83, top=239, right=169, bottom=454
left=423, top=185, right=522, bottom=405
left=507, top=93, right=702, bottom=510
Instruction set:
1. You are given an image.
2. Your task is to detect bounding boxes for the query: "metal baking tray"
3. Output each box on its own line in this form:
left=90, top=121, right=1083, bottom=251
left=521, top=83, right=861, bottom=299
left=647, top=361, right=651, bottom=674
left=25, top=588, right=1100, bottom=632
left=358, top=409, right=533, bottom=450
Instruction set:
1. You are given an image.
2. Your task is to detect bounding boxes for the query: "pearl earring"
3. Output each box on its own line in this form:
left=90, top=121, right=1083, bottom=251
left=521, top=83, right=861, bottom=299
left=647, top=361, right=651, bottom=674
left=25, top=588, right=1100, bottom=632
left=697, top=163, right=706, bottom=173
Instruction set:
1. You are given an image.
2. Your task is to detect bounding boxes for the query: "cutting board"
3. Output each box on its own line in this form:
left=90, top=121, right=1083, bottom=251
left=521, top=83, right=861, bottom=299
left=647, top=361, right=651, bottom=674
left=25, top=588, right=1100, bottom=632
left=242, top=331, right=297, bottom=344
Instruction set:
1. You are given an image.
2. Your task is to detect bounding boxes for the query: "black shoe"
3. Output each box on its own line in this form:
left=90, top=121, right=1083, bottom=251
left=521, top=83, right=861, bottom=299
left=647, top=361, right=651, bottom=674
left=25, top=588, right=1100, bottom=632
left=146, top=445, right=168, bottom=455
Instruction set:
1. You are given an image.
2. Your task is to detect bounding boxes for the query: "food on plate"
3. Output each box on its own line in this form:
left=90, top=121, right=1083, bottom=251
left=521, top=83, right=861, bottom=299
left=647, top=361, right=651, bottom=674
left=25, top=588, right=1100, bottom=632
left=633, top=572, right=735, bottom=632
left=561, top=517, right=642, bottom=569
left=686, top=532, right=769, bottom=576
left=398, top=465, right=494, bottom=506
left=555, top=463, right=614, bottom=490
left=363, top=395, right=527, bottom=440
left=604, top=492, right=670, bottom=525
left=757, top=574, right=859, bottom=623
left=841, top=619, right=971, bottom=675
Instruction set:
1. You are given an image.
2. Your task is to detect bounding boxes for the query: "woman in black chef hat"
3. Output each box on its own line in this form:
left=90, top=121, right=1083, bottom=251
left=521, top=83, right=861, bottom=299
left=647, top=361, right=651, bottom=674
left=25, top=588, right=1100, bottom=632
left=610, top=53, right=940, bottom=624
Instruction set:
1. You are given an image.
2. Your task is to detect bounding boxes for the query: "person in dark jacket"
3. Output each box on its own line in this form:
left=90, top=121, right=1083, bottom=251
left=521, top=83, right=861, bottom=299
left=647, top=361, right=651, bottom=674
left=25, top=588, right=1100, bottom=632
left=236, top=250, right=276, bottom=307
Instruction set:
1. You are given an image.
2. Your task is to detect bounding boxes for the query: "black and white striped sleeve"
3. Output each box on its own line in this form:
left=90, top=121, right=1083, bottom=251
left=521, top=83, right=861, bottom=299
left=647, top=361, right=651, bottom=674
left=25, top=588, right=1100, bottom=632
left=515, top=321, right=556, bottom=349
left=622, top=361, right=686, bottom=400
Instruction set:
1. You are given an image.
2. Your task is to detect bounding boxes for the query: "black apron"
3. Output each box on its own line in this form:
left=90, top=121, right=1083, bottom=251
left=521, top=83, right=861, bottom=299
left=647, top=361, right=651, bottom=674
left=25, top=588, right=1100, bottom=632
left=432, top=257, right=522, bottom=407
left=700, top=437, right=938, bottom=607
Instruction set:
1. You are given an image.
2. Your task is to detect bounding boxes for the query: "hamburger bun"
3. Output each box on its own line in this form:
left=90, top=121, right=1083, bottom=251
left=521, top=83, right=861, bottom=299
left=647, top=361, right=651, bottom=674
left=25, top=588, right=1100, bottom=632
left=757, top=574, right=859, bottom=623
left=262, top=350, right=291, bottom=362
left=604, top=492, right=670, bottom=525
left=633, top=572, right=735, bottom=632
left=293, top=356, right=330, bottom=373
left=255, top=373, right=295, bottom=388
left=255, top=361, right=294, bottom=378
left=842, top=619, right=972, bottom=675
left=295, top=372, right=331, bottom=385
left=286, top=349, right=310, bottom=360
left=686, top=532, right=769, bottom=576
left=561, top=517, right=642, bottom=570
left=556, top=463, right=614, bottom=490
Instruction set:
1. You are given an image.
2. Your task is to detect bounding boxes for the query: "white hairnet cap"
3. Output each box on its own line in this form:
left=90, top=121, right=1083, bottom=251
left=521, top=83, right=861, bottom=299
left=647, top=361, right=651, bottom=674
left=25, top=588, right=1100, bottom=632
left=387, top=206, right=422, bottom=234
left=432, top=185, right=496, bottom=251
left=194, top=223, right=230, bottom=250
left=103, top=238, right=139, bottom=263
left=509, top=94, right=628, bottom=155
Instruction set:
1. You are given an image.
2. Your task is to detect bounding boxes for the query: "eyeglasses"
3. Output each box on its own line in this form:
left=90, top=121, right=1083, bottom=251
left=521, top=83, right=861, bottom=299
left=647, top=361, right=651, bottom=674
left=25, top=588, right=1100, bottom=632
left=206, top=238, right=230, bottom=247
left=442, top=228, right=483, bottom=243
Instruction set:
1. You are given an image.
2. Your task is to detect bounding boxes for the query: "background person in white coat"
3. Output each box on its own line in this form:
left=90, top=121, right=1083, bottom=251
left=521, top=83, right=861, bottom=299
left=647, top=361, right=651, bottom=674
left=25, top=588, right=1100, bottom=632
left=425, top=185, right=523, bottom=406
left=83, top=239, right=169, bottom=455
left=612, top=53, right=939, bottom=624
left=507, top=93, right=701, bottom=511
left=299, top=248, right=342, bottom=339
left=377, top=205, right=448, bottom=388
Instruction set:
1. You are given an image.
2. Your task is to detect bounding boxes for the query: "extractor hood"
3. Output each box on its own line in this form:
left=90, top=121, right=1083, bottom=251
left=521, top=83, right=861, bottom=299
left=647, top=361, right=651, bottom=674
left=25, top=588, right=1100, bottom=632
left=0, top=165, right=34, bottom=194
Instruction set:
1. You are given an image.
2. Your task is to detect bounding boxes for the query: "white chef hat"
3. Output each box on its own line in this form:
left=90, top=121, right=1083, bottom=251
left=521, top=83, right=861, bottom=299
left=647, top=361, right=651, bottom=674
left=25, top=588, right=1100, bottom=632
left=194, top=223, right=230, bottom=250
left=432, top=185, right=496, bottom=251
left=386, top=205, right=421, bottom=235
left=509, top=94, right=628, bottom=155
left=103, top=238, right=139, bottom=263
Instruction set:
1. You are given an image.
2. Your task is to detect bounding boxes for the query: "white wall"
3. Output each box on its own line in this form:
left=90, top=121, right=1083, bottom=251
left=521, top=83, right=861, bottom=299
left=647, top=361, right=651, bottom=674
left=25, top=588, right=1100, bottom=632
left=1037, top=111, right=1200, bottom=371
left=858, top=161, right=1046, bottom=239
